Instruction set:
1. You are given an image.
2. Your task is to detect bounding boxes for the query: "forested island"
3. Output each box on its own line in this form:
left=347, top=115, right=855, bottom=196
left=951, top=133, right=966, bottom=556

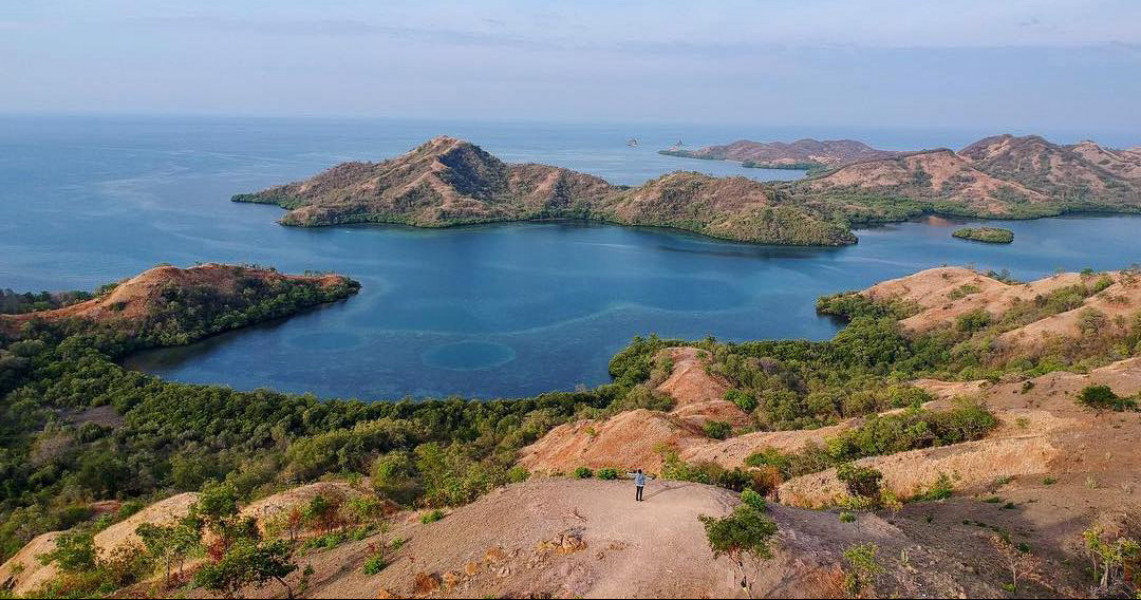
left=952, top=226, right=1015, bottom=243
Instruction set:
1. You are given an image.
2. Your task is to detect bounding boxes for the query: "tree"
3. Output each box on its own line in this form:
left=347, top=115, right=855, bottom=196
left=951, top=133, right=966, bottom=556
left=836, top=463, right=883, bottom=500
left=136, top=517, right=202, bottom=585
left=1083, top=526, right=1140, bottom=593
left=194, top=539, right=298, bottom=599
left=990, top=535, right=1042, bottom=593
left=37, top=531, right=96, bottom=572
left=700, top=505, right=778, bottom=598
left=842, top=542, right=883, bottom=597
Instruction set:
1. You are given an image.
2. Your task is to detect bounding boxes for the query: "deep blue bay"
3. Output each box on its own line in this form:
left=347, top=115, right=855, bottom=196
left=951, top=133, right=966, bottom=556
left=2, top=116, right=1139, bottom=399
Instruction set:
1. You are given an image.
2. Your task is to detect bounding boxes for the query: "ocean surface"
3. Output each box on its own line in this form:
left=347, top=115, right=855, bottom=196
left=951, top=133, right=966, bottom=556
left=2, top=115, right=1140, bottom=399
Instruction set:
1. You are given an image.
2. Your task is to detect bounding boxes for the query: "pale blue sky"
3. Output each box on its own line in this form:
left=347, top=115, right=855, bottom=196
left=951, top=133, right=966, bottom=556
left=2, top=1, right=1139, bottom=133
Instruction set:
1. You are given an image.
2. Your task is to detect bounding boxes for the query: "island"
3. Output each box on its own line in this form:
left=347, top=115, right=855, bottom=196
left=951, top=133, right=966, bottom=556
left=952, top=226, right=1014, bottom=243
left=236, top=134, right=1141, bottom=248
left=233, top=136, right=856, bottom=246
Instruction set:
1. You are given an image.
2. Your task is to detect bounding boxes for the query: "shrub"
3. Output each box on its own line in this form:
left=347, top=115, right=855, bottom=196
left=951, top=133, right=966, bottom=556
left=362, top=548, right=386, bottom=575
left=836, top=463, right=883, bottom=499
left=596, top=467, right=620, bottom=480
left=843, top=542, right=884, bottom=596
left=1077, top=385, right=1138, bottom=412
left=743, top=447, right=793, bottom=476
left=573, top=467, right=594, bottom=479
left=703, top=420, right=732, bottom=440
left=913, top=472, right=955, bottom=501
left=419, top=509, right=444, bottom=524
left=726, top=389, right=757, bottom=412
left=739, top=489, right=766, bottom=512
left=700, top=506, right=778, bottom=562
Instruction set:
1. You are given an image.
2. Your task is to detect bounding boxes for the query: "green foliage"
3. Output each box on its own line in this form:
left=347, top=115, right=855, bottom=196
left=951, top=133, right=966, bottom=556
left=952, top=227, right=1014, bottom=244
left=843, top=542, right=884, bottom=596
left=596, top=467, right=620, bottom=480
left=38, top=531, right=96, bottom=572
left=194, top=539, right=297, bottom=598
left=725, top=388, right=757, bottom=412
left=912, top=472, right=955, bottom=501
left=1077, top=385, right=1138, bottom=412
left=702, top=420, right=732, bottom=440
left=739, top=488, right=767, bottom=512
left=362, top=549, right=387, bottom=575
left=573, top=466, right=594, bottom=479
left=700, top=505, right=778, bottom=562
left=419, top=509, right=445, bottom=524
left=836, top=463, right=883, bottom=499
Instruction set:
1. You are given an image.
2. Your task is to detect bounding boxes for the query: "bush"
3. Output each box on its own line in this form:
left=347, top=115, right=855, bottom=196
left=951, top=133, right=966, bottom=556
left=362, top=550, right=386, bottom=575
left=836, top=463, right=883, bottom=499
left=726, top=389, right=757, bottom=412
left=703, top=420, right=732, bottom=440
left=1077, top=385, right=1138, bottom=412
left=700, top=505, right=778, bottom=561
left=573, top=466, right=594, bottom=479
left=740, top=489, right=766, bottom=512
left=419, top=509, right=444, bottom=524
left=596, top=467, right=620, bottom=480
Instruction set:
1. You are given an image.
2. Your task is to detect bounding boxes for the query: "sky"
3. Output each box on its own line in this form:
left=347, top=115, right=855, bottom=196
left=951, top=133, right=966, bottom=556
left=2, top=0, right=1140, bottom=134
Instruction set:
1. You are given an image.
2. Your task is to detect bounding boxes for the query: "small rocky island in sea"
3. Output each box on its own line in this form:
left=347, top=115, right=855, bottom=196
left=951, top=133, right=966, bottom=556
left=952, top=226, right=1015, bottom=244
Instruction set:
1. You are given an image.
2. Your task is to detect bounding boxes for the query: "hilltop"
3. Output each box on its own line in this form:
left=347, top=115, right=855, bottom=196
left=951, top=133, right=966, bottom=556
left=232, top=136, right=856, bottom=246
left=664, top=133, right=1141, bottom=222
left=0, top=263, right=359, bottom=344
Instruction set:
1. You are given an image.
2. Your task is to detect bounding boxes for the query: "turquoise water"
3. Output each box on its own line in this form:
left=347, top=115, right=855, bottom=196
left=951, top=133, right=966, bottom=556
left=2, top=116, right=1140, bottom=399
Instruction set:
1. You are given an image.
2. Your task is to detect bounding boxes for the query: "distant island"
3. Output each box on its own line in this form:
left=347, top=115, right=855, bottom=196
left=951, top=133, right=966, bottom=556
left=952, top=226, right=1014, bottom=244
left=233, top=136, right=856, bottom=246
left=235, top=134, right=1141, bottom=247
left=659, top=138, right=898, bottom=174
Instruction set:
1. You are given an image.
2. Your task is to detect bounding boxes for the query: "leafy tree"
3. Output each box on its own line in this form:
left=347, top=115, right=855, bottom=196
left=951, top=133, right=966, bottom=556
left=842, top=542, right=884, bottom=597
left=700, top=505, right=778, bottom=597
left=836, top=463, right=883, bottom=500
left=194, top=539, right=298, bottom=599
left=136, top=517, right=202, bottom=585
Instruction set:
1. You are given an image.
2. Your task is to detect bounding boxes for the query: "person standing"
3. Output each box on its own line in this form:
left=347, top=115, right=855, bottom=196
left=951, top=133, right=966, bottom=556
left=630, top=469, right=652, bottom=501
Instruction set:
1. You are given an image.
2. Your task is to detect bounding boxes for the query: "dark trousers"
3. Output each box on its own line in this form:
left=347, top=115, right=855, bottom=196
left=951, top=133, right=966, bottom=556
left=636, top=485, right=644, bottom=501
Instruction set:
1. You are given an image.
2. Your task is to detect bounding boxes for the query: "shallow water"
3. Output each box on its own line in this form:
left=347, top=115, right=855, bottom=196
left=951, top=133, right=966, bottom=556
left=2, top=116, right=1139, bottom=399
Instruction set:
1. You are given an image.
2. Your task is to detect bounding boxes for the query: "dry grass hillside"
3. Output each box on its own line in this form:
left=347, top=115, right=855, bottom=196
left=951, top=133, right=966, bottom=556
left=0, top=263, right=354, bottom=337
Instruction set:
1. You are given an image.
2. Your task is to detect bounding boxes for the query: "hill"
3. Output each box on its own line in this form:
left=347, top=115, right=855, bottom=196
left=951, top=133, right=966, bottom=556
left=0, top=263, right=359, bottom=344
left=795, top=135, right=1141, bottom=221
left=233, top=136, right=856, bottom=246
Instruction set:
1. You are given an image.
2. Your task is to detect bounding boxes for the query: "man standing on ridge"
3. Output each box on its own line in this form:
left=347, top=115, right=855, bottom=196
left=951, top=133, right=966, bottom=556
left=630, top=469, right=655, bottom=502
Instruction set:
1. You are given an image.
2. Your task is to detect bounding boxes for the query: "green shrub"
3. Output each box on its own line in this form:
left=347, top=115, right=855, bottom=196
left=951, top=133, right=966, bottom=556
left=596, top=467, right=620, bottom=480
left=703, top=420, right=732, bottom=440
left=419, top=509, right=444, bottom=524
left=1077, top=385, right=1138, bottom=412
left=836, top=463, right=883, bottom=499
left=913, top=472, right=955, bottom=501
left=573, top=466, right=594, bottom=479
left=700, top=505, right=778, bottom=561
left=726, top=389, right=757, bottom=412
left=362, top=551, right=386, bottom=575
left=740, top=489, right=766, bottom=512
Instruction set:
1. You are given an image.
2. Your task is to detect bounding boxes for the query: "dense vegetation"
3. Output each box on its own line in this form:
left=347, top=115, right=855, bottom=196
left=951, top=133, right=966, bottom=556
left=0, top=289, right=97, bottom=315
left=952, top=227, right=1015, bottom=244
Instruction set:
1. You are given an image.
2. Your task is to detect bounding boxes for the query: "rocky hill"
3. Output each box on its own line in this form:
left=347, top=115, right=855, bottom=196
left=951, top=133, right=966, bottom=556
left=233, top=136, right=856, bottom=246
left=797, top=134, right=1141, bottom=220
left=0, top=263, right=359, bottom=342
left=659, top=138, right=898, bottom=169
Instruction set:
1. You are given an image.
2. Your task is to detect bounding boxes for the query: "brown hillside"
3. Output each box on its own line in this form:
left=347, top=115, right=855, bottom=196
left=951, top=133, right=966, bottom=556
left=662, top=138, right=898, bottom=166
